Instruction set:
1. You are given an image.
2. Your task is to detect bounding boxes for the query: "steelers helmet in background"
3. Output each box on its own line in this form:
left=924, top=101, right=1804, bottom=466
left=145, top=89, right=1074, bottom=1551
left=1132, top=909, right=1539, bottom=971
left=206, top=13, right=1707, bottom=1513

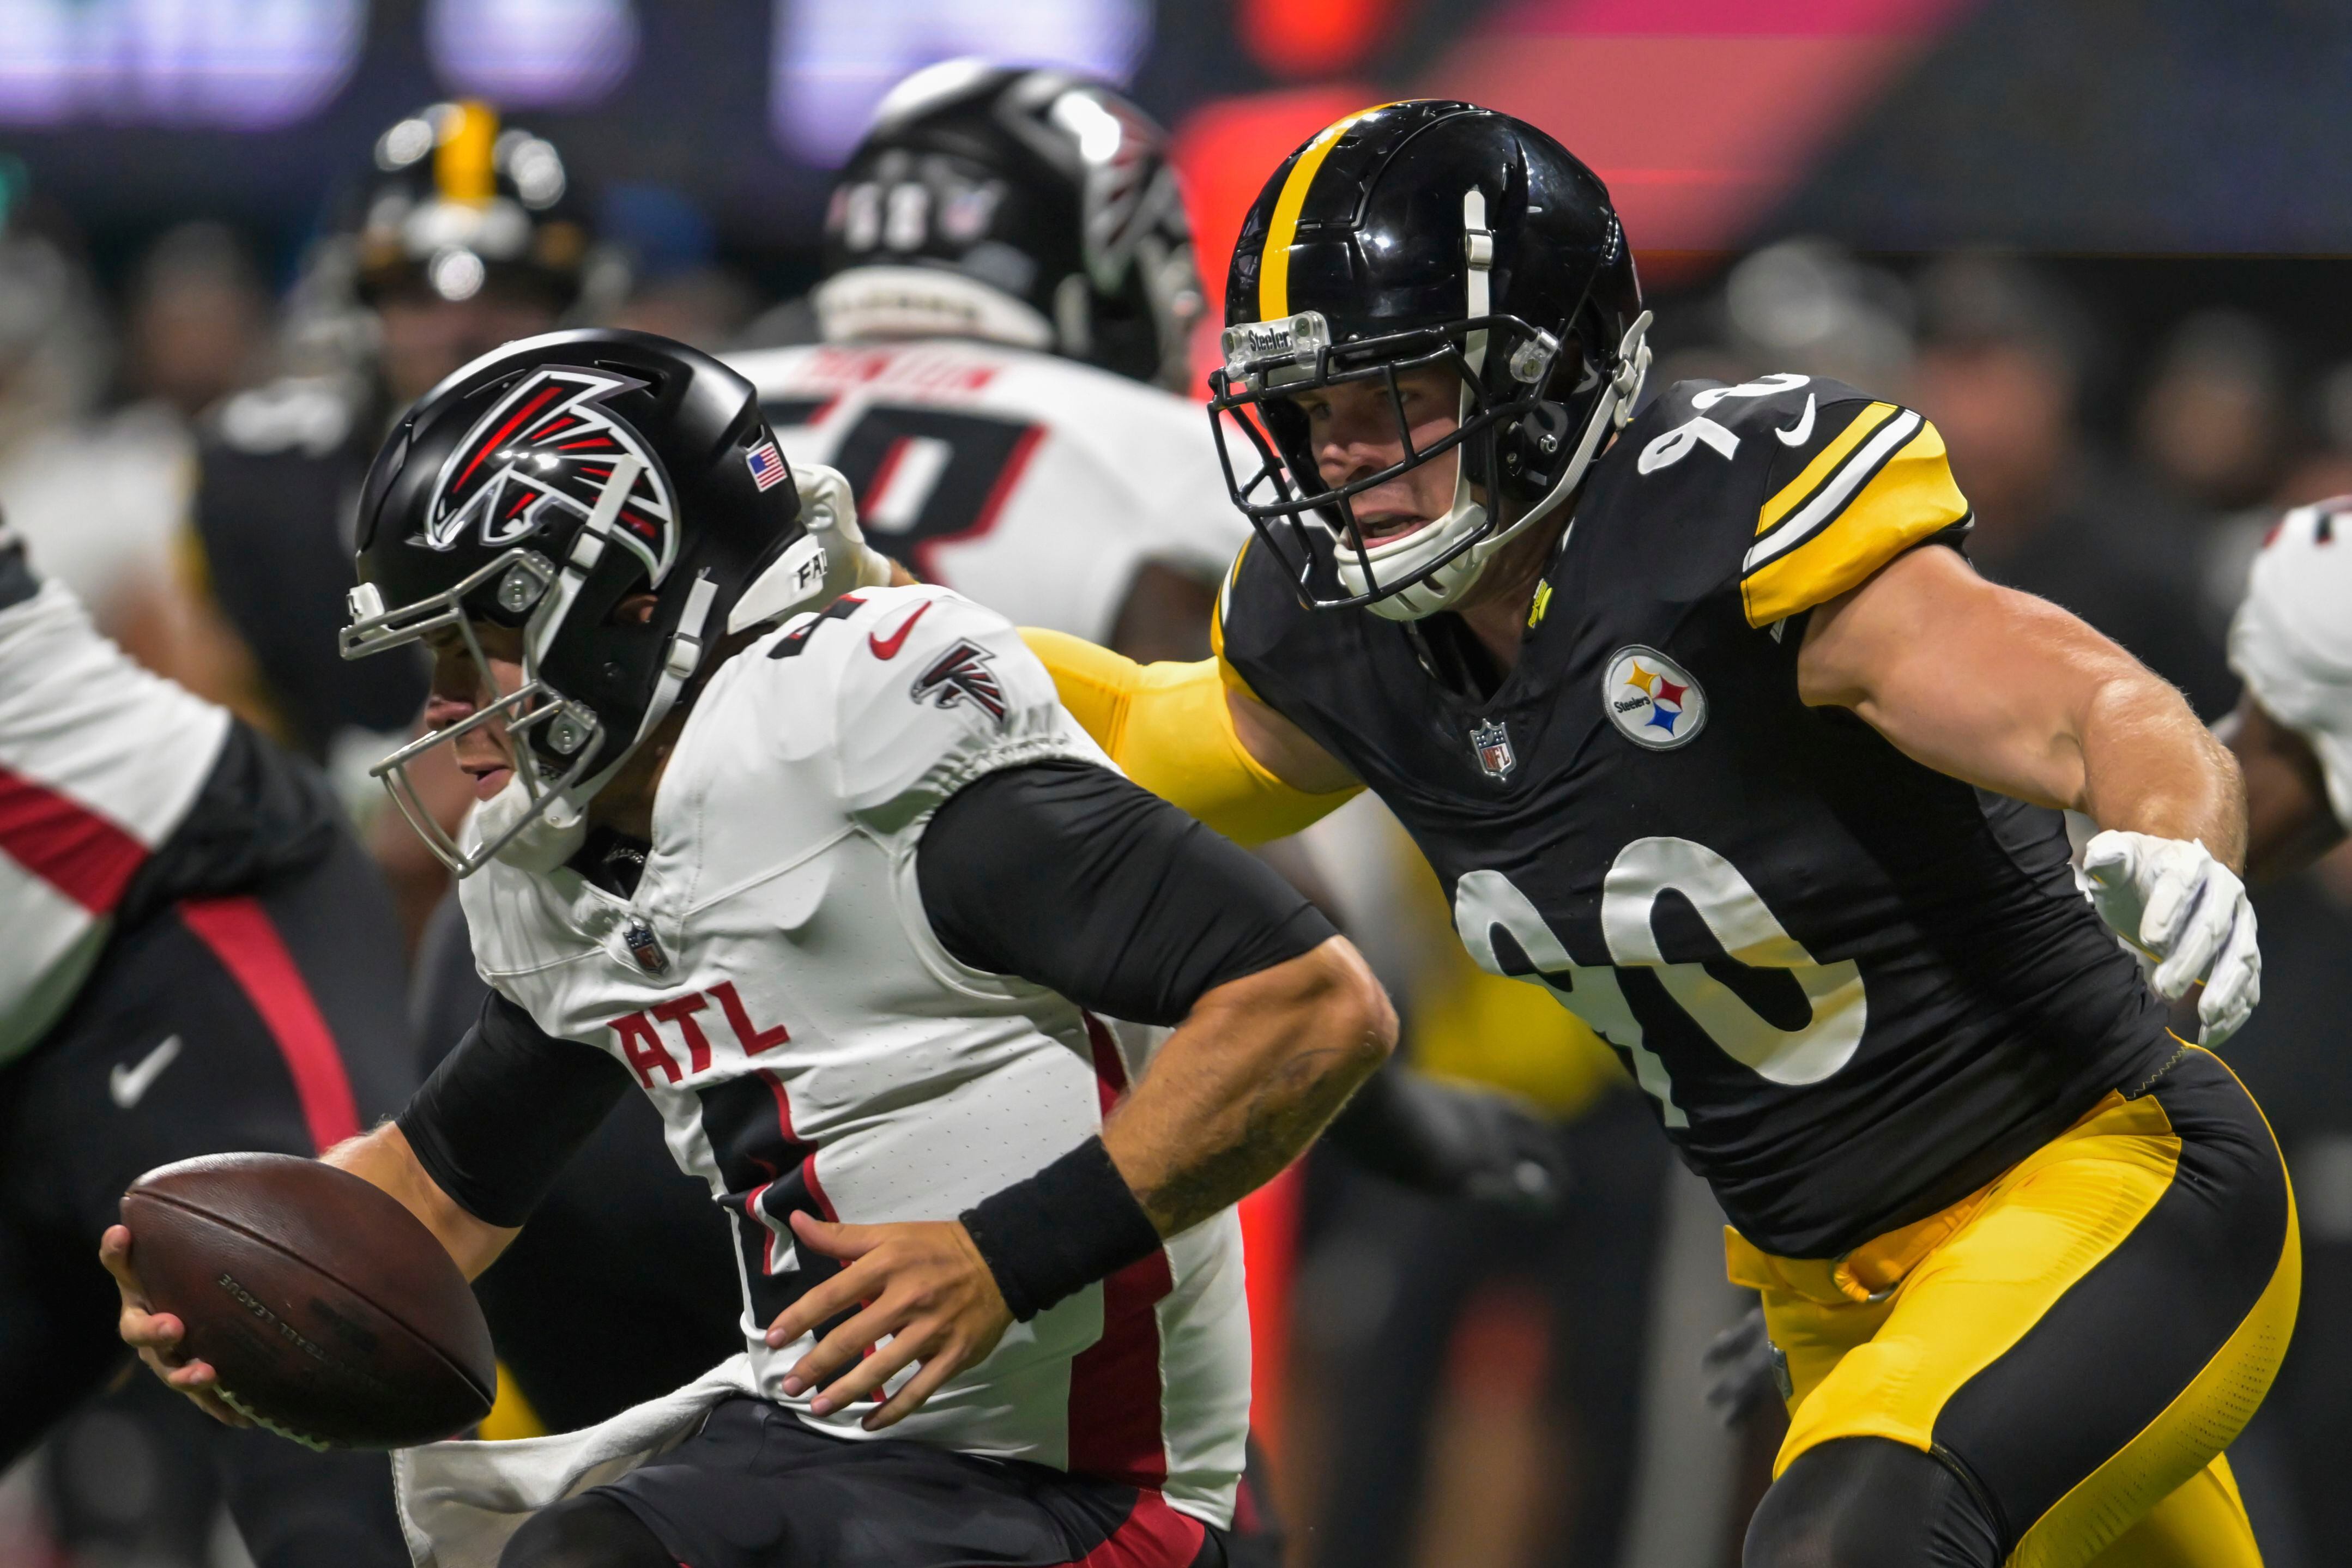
left=1210, top=101, right=1649, bottom=621
left=815, top=60, right=1202, bottom=392
left=347, top=101, right=612, bottom=314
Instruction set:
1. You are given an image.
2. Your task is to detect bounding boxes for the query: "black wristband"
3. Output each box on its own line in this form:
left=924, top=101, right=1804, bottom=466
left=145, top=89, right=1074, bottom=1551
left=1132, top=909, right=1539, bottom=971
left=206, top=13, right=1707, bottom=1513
left=959, top=1136, right=1163, bottom=1322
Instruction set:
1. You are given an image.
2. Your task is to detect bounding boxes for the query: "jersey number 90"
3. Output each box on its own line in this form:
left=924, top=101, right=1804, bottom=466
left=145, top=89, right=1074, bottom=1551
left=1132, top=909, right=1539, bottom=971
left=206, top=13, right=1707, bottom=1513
left=1454, top=836, right=1867, bottom=1128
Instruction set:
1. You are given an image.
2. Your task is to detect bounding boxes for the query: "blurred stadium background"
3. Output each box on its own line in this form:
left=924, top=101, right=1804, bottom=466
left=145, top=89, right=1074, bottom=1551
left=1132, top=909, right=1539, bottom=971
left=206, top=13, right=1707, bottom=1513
left=8, top=1, right=2352, bottom=1564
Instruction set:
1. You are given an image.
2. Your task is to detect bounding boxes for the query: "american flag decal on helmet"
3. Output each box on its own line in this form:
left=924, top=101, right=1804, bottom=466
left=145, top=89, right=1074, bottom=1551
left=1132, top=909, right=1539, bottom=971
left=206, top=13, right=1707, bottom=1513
left=745, top=438, right=789, bottom=492
left=909, top=639, right=1007, bottom=723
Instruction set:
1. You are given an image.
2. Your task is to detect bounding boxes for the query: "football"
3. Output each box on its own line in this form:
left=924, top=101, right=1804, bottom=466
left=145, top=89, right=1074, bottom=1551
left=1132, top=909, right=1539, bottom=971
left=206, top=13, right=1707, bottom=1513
left=120, top=1153, right=496, bottom=1449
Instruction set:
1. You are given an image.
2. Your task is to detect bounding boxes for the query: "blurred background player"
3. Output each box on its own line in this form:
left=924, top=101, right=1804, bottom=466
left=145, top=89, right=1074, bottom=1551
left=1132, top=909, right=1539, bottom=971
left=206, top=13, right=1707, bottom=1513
left=729, top=61, right=1242, bottom=661
left=2222, top=496, right=2352, bottom=882
left=131, top=102, right=613, bottom=945
left=0, top=517, right=413, bottom=1567
left=2218, top=495, right=2352, bottom=1554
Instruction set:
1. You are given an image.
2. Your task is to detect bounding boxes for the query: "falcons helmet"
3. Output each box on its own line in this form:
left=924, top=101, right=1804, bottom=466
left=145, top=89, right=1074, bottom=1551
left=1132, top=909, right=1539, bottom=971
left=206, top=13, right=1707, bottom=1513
left=341, top=329, right=826, bottom=875
left=815, top=60, right=1202, bottom=391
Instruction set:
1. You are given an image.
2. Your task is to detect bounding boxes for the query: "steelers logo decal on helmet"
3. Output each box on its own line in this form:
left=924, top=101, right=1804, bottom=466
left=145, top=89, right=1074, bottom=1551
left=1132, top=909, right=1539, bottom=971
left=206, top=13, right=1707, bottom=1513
left=426, top=364, right=678, bottom=588
left=1604, top=645, right=1706, bottom=749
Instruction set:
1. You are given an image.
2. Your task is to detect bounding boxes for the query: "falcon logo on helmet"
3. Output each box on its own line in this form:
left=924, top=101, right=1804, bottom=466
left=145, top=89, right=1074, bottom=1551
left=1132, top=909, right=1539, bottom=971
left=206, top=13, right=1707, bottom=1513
left=1054, top=87, right=1184, bottom=295
left=424, top=365, right=678, bottom=588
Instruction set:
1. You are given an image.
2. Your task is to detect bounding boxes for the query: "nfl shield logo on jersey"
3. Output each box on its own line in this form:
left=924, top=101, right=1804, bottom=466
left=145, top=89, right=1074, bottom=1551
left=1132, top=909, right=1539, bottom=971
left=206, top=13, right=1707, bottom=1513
left=1604, top=645, right=1707, bottom=750
left=1470, top=718, right=1516, bottom=781
left=623, top=921, right=670, bottom=975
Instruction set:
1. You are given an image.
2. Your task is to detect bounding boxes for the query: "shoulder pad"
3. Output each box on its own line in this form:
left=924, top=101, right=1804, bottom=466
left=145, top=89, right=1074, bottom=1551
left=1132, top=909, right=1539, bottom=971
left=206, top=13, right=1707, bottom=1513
left=1624, top=374, right=1970, bottom=627
left=750, top=585, right=1099, bottom=824
left=209, top=373, right=366, bottom=458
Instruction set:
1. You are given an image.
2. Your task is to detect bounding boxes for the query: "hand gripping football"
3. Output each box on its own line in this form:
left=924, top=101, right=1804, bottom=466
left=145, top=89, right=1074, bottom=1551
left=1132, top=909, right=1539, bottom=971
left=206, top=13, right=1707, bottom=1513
left=121, top=1152, right=496, bottom=1448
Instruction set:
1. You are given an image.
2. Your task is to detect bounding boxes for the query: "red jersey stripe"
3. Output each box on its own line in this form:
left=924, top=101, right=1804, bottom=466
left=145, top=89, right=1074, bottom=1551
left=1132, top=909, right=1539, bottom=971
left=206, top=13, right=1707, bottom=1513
left=0, top=763, right=150, bottom=913
left=909, top=422, right=1047, bottom=582
left=178, top=896, right=360, bottom=1152
left=1070, top=1490, right=1209, bottom=1567
left=1068, top=1011, right=1176, bottom=1490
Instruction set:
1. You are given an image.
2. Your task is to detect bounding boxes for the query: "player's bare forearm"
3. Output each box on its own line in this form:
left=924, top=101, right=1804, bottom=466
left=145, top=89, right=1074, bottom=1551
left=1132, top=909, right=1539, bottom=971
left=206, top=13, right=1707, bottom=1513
left=1800, top=544, right=2247, bottom=867
left=2076, top=665, right=2246, bottom=869
left=321, top=1123, right=518, bottom=1281
left=1103, top=935, right=1396, bottom=1237
left=2219, top=693, right=2346, bottom=881
left=761, top=936, right=1393, bottom=1431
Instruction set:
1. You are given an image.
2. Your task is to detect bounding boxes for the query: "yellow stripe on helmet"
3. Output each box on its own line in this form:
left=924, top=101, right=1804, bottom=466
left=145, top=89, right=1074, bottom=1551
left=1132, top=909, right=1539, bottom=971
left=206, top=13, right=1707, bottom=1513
left=1256, top=103, right=1399, bottom=324
left=436, top=101, right=500, bottom=206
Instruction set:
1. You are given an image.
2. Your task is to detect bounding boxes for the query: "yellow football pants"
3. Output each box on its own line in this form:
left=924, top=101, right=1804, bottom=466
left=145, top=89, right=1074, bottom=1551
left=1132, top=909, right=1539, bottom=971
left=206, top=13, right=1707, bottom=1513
left=1729, top=1048, right=2297, bottom=1568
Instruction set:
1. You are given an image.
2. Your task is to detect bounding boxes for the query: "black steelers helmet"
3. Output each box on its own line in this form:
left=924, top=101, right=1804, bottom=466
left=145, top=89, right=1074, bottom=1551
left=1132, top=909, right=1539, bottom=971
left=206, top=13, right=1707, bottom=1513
left=341, top=329, right=825, bottom=875
left=1208, top=101, right=1649, bottom=620
left=344, top=101, right=599, bottom=311
left=816, top=60, right=1202, bottom=391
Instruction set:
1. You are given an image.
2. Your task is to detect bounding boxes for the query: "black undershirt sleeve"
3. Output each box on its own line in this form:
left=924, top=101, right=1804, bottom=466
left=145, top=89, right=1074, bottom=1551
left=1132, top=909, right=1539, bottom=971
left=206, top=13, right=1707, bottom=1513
left=917, top=760, right=1337, bottom=1025
left=397, top=990, right=634, bottom=1229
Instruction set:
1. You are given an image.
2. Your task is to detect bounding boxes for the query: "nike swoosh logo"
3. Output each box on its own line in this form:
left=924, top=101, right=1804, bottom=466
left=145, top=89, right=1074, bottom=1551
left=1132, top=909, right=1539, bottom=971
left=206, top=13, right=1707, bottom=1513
left=868, top=600, right=932, bottom=661
left=110, top=1035, right=182, bottom=1110
left=1775, top=395, right=1817, bottom=446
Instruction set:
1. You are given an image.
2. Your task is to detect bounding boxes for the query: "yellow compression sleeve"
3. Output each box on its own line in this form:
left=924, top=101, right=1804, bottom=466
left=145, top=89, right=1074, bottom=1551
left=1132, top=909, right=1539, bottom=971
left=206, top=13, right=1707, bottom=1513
left=1020, top=628, right=1361, bottom=847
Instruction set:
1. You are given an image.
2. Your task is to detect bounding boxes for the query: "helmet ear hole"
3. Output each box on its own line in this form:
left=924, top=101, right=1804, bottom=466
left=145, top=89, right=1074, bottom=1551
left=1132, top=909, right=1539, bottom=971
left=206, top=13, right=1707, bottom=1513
left=1510, top=399, right=1571, bottom=489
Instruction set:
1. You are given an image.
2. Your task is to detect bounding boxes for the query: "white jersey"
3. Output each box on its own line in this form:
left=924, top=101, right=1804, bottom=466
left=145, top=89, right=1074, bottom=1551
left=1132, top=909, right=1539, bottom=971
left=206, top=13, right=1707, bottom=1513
left=458, top=584, right=1249, bottom=1524
left=2230, top=498, right=2352, bottom=828
left=727, top=340, right=1251, bottom=643
left=0, top=576, right=230, bottom=1059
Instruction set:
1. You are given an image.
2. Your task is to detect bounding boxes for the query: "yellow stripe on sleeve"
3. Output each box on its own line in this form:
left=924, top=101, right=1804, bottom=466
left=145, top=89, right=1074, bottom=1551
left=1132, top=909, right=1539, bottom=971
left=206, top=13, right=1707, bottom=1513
left=1758, top=402, right=1900, bottom=534
left=1257, top=104, right=1396, bottom=323
left=1740, top=416, right=1970, bottom=628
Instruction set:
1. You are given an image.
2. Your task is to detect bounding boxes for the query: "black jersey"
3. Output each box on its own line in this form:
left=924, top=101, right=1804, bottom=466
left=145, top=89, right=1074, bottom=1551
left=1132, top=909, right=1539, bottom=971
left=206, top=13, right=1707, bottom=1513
left=1216, top=374, right=2172, bottom=1258
left=194, top=372, right=427, bottom=758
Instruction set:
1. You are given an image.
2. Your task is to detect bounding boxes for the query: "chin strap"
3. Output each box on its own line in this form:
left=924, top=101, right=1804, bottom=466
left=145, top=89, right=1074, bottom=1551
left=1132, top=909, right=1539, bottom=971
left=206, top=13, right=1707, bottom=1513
left=1610, top=309, right=1654, bottom=429
left=554, top=568, right=719, bottom=819
left=1469, top=308, right=1653, bottom=562
left=521, top=452, right=718, bottom=827
left=531, top=455, right=645, bottom=673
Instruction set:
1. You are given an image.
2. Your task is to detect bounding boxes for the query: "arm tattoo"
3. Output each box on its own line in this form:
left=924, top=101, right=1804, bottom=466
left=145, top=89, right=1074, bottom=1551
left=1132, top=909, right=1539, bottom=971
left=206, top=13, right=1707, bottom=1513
left=1133, top=1046, right=1364, bottom=1237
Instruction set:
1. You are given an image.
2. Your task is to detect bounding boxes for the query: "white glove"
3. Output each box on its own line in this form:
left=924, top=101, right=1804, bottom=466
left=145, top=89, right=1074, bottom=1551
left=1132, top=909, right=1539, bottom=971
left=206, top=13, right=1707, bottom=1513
left=793, top=462, right=897, bottom=601
left=726, top=463, right=900, bottom=633
left=2078, top=830, right=2262, bottom=1045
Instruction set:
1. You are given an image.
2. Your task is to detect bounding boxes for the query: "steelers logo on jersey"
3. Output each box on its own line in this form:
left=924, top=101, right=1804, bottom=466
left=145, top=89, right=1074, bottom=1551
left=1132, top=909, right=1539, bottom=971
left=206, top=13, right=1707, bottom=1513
left=1603, top=645, right=1706, bottom=750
